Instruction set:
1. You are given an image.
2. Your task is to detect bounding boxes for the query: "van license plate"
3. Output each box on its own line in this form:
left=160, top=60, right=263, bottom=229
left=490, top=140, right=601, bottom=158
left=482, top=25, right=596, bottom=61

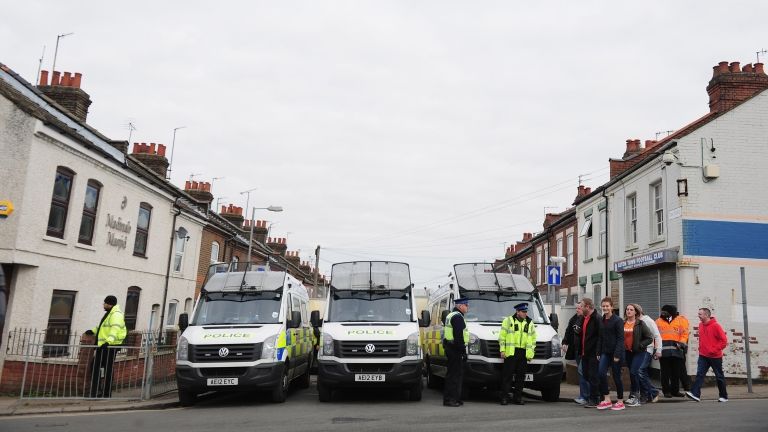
left=207, top=378, right=238, bottom=386
left=355, top=374, right=385, bottom=382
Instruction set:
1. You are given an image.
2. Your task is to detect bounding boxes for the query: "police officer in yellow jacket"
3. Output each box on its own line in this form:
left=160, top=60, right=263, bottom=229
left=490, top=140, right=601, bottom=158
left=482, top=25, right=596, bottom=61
left=85, top=295, right=127, bottom=398
left=443, top=297, right=469, bottom=407
left=499, top=302, right=536, bottom=405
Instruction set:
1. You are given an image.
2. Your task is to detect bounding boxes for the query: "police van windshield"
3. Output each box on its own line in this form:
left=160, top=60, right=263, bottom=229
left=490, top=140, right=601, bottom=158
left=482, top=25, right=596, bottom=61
left=328, top=289, right=413, bottom=322
left=192, top=291, right=283, bottom=325
left=461, top=292, right=548, bottom=324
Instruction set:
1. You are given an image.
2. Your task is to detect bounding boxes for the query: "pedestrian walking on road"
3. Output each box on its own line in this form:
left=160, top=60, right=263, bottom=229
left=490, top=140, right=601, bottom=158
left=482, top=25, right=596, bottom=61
left=686, top=308, right=729, bottom=403
left=499, top=302, right=537, bottom=406
left=623, top=304, right=653, bottom=407
left=85, top=295, right=127, bottom=398
left=443, top=297, right=469, bottom=407
left=579, top=298, right=602, bottom=409
left=596, top=297, right=625, bottom=411
left=637, top=305, right=662, bottom=404
left=563, top=302, right=590, bottom=405
left=656, top=304, right=691, bottom=397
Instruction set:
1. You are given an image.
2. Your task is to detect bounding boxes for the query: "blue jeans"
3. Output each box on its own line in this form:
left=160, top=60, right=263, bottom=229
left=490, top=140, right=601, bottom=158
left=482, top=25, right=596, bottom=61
left=626, top=350, right=656, bottom=399
left=690, top=355, right=728, bottom=399
left=599, top=354, right=624, bottom=399
left=577, top=358, right=590, bottom=400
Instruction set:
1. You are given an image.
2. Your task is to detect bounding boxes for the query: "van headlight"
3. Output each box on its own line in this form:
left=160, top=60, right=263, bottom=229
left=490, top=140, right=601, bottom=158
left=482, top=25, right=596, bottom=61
left=322, top=334, right=334, bottom=356
left=177, top=336, right=189, bottom=361
left=406, top=332, right=420, bottom=356
left=550, top=335, right=562, bottom=358
left=261, top=334, right=278, bottom=360
left=468, top=333, right=481, bottom=355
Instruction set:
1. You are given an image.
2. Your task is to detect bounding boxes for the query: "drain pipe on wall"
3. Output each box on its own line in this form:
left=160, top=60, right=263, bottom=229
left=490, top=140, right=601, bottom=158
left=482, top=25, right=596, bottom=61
left=159, top=197, right=182, bottom=343
left=602, top=188, right=610, bottom=299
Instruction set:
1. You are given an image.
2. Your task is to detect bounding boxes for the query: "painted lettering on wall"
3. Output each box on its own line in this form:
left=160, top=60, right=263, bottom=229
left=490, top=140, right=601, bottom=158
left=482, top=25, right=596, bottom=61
left=107, top=232, right=128, bottom=251
left=105, top=214, right=131, bottom=251
left=106, top=214, right=132, bottom=233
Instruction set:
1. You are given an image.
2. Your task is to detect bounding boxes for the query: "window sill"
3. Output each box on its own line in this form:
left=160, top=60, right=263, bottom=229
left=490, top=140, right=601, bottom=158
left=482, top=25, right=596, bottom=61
left=133, top=253, right=148, bottom=259
left=648, top=238, right=665, bottom=246
left=43, top=236, right=68, bottom=246
left=75, top=243, right=96, bottom=252
left=582, top=258, right=593, bottom=263
left=625, top=245, right=639, bottom=253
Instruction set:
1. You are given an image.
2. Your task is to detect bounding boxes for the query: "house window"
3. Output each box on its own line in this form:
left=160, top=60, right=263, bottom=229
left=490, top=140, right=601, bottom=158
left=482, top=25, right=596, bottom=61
left=44, top=290, right=76, bottom=357
left=166, top=300, right=178, bottom=326
left=134, top=203, right=152, bottom=257
left=627, top=194, right=638, bottom=246
left=78, top=180, right=102, bottom=245
left=556, top=237, right=563, bottom=261
left=124, top=287, right=141, bottom=331
left=566, top=234, right=574, bottom=274
left=599, top=209, right=607, bottom=256
left=652, top=182, right=664, bottom=239
left=173, top=228, right=187, bottom=273
left=582, top=217, right=593, bottom=260
left=210, top=241, right=220, bottom=264
left=46, top=167, right=75, bottom=238
left=184, top=298, right=193, bottom=314
left=536, top=249, right=543, bottom=285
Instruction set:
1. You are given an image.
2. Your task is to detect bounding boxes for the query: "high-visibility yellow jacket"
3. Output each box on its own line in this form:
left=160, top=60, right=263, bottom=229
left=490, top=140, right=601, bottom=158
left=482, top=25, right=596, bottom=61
left=499, top=315, right=536, bottom=360
left=92, top=305, right=127, bottom=347
left=444, top=311, right=469, bottom=344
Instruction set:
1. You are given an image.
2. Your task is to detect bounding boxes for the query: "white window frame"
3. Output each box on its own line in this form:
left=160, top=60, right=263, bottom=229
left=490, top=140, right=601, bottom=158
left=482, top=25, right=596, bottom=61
left=173, top=234, right=186, bottom=273
left=599, top=209, right=607, bottom=256
left=566, top=233, right=574, bottom=274
left=651, top=182, right=664, bottom=240
left=556, top=237, right=563, bottom=263
left=210, top=241, right=220, bottom=264
left=627, top=194, right=638, bottom=246
left=166, top=300, right=178, bottom=326
left=536, top=248, right=543, bottom=285
left=584, top=217, right=593, bottom=260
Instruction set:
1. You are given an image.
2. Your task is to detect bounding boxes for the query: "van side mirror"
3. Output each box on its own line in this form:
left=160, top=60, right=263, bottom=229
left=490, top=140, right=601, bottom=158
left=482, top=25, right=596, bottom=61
left=419, top=310, right=431, bottom=327
left=440, top=310, right=449, bottom=325
left=549, top=313, right=559, bottom=331
left=178, top=313, right=189, bottom=332
left=310, top=310, right=322, bottom=327
left=289, top=311, right=302, bottom=329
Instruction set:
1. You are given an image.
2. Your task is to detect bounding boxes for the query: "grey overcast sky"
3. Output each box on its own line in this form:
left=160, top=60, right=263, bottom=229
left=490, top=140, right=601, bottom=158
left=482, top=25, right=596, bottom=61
left=3, top=1, right=766, bottom=289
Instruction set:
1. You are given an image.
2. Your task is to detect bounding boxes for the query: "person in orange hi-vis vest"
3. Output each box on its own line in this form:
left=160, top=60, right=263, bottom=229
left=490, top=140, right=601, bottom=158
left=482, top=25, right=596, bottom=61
left=656, top=305, right=690, bottom=398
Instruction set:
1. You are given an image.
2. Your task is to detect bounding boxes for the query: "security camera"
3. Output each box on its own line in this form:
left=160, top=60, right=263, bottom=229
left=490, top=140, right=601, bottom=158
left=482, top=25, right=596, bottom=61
left=662, top=152, right=676, bottom=165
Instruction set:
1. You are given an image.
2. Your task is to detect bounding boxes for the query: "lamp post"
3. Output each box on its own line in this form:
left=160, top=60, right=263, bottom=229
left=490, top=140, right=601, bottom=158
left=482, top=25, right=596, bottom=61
left=248, top=206, right=283, bottom=265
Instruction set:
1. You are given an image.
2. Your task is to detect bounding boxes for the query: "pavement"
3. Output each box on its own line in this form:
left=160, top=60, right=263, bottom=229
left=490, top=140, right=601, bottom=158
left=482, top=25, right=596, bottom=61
left=1, top=381, right=766, bottom=417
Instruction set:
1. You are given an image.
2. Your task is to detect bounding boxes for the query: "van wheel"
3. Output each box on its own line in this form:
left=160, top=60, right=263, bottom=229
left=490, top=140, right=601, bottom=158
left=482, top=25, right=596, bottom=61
left=178, top=389, right=197, bottom=407
left=270, top=367, right=289, bottom=403
left=408, top=382, right=423, bottom=401
left=318, top=382, right=333, bottom=402
left=426, top=360, right=442, bottom=389
left=297, top=359, right=311, bottom=389
left=541, top=386, right=560, bottom=402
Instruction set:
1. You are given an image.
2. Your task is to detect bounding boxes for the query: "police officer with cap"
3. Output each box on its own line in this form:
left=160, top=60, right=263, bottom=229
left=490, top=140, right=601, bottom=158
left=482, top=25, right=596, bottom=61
left=443, top=297, right=469, bottom=407
left=499, top=302, right=537, bottom=405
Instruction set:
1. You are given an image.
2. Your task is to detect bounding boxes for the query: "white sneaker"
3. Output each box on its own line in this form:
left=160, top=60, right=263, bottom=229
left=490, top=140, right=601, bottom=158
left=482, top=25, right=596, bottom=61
left=718, top=397, right=728, bottom=403
left=685, top=391, right=701, bottom=402
left=573, top=398, right=587, bottom=405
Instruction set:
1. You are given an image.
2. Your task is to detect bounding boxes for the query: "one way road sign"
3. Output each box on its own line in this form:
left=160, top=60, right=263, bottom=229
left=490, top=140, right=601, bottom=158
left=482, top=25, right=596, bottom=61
left=547, top=265, right=561, bottom=286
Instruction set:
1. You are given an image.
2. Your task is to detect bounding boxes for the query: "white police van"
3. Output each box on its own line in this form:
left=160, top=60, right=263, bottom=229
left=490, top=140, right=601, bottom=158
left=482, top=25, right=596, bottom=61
left=175, top=263, right=315, bottom=405
left=313, top=261, right=426, bottom=402
left=420, top=263, right=563, bottom=401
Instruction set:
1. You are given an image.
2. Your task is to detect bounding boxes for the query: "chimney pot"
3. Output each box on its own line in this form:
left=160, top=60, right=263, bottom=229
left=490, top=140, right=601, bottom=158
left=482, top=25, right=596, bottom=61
left=51, top=71, right=61, bottom=86
left=718, top=61, right=730, bottom=74
left=756, top=63, right=765, bottom=74
left=743, top=63, right=754, bottom=73
left=185, top=181, right=191, bottom=190
left=729, top=62, right=741, bottom=73
left=61, top=72, right=72, bottom=86
left=149, top=143, right=156, bottom=154
left=221, top=205, right=226, bottom=213
left=39, top=70, right=49, bottom=86
left=157, top=144, right=166, bottom=157
left=72, top=72, right=82, bottom=88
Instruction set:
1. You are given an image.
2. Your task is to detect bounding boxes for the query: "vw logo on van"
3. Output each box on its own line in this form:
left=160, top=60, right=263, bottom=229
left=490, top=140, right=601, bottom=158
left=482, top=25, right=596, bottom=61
left=364, top=344, right=376, bottom=354
left=218, top=347, right=230, bottom=358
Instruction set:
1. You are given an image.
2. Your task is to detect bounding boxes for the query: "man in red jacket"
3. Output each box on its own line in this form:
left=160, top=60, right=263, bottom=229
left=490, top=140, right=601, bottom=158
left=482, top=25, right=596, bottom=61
left=685, top=308, right=728, bottom=402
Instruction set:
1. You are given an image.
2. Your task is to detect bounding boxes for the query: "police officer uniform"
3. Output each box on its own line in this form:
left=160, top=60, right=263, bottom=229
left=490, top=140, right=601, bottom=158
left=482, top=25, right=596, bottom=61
left=443, top=297, right=469, bottom=407
left=499, top=302, right=537, bottom=405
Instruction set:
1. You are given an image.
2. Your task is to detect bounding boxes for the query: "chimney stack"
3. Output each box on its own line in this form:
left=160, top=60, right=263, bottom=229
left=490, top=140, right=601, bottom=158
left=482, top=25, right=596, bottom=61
left=184, top=181, right=214, bottom=208
left=707, top=61, right=768, bottom=113
left=131, top=142, right=170, bottom=178
left=267, top=237, right=288, bottom=257
left=220, top=204, right=245, bottom=229
left=252, top=220, right=269, bottom=244
left=37, top=69, right=92, bottom=122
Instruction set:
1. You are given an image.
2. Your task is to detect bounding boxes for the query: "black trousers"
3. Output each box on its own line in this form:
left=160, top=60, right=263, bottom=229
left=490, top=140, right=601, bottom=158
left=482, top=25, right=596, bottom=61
left=443, top=342, right=466, bottom=402
left=660, top=356, right=690, bottom=394
left=500, top=350, right=527, bottom=402
left=89, top=345, right=118, bottom=398
left=581, top=355, right=601, bottom=403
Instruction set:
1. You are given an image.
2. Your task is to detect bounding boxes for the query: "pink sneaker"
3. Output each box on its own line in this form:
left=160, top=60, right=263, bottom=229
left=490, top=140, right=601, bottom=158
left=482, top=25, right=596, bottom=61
left=611, top=401, right=625, bottom=411
left=596, top=401, right=612, bottom=410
